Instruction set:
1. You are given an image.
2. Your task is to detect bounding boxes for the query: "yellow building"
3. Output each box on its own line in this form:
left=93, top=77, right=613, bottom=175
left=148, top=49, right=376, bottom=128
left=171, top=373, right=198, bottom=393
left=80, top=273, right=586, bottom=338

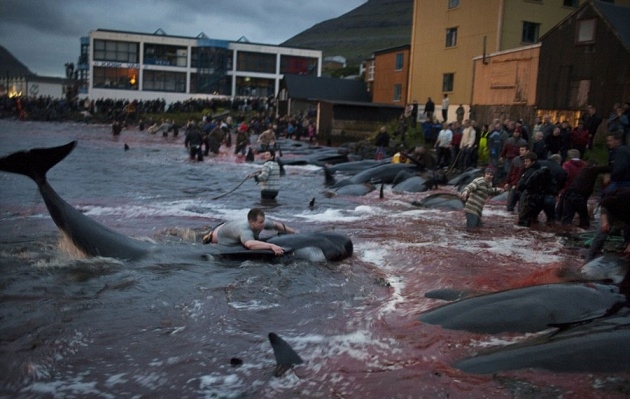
left=408, top=0, right=630, bottom=121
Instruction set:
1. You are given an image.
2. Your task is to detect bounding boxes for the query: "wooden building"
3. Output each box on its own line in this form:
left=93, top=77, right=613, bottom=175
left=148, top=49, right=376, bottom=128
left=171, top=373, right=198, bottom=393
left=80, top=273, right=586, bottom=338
left=471, top=44, right=540, bottom=125
left=537, top=1, right=630, bottom=123
left=278, top=74, right=403, bottom=142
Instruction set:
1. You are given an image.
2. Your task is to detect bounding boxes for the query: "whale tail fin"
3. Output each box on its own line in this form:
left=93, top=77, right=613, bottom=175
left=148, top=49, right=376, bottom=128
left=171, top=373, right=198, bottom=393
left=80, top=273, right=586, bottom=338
left=0, top=141, right=77, bottom=186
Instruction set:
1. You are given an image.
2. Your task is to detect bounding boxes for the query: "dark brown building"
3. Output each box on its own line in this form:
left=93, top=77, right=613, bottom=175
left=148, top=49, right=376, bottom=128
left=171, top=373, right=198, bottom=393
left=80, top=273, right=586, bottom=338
left=537, top=0, right=630, bottom=119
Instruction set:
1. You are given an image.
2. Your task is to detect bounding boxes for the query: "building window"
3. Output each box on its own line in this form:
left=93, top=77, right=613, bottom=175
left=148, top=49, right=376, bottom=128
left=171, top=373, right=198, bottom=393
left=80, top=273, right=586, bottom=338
left=445, top=27, right=458, bottom=48
left=367, top=62, right=375, bottom=81
left=191, top=46, right=229, bottom=72
left=576, top=19, right=596, bottom=43
left=142, top=70, right=186, bottom=92
left=144, top=44, right=188, bottom=67
left=522, top=21, right=540, bottom=44
left=563, top=0, right=578, bottom=7
left=92, top=66, right=139, bottom=90
left=442, top=73, right=454, bottom=92
left=236, top=51, right=276, bottom=74
left=280, top=55, right=318, bottom=75
left=395, top=53, right=404, bottom=70
left=235, top=76, right=274, bottom=97
left=93, top=40, right=139, bottom=63
left=190, top=73, right=229, bottom=95
left=393, top=84, right=402, bottom=102
left=569, top=79, right=591, bottom=108
left=448, top=0, right=460, bottom=9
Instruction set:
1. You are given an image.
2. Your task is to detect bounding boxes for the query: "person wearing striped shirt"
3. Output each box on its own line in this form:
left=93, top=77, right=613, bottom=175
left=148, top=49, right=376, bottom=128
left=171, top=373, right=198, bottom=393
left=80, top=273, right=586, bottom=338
left=460, top=167, right=503, bottom=228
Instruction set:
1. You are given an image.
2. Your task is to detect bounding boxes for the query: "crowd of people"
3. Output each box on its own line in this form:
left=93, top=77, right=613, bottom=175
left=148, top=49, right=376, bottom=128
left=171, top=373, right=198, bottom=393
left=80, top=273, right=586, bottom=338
left=459, top=130, right=630, bottom=259
left=382, top=99, right=630, bottom=260
left=0, top=94, right=278, bottom=123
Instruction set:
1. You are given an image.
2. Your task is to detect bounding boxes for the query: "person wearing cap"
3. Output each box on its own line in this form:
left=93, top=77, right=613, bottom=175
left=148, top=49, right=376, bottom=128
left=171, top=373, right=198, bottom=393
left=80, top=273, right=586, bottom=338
left=234, top=123, right=250, bottom=156
left=460, top=167, right=503, bottom=228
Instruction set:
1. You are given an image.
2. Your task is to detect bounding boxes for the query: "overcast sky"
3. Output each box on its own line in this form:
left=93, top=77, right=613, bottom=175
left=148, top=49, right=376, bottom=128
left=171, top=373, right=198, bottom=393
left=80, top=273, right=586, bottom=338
left=0, top=0, right=367, bottom=78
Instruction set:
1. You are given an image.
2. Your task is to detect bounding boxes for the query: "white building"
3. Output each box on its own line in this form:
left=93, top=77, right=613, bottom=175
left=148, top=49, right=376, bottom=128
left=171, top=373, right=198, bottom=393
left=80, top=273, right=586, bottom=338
left=78, top=29, right=322, bottom=103
left=5, top=75, right=68, bottom=99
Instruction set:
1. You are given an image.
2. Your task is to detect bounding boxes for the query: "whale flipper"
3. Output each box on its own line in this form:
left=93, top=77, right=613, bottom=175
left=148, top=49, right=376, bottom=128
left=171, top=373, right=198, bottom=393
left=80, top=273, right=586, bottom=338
left=268, top=332, right=303, bottom=377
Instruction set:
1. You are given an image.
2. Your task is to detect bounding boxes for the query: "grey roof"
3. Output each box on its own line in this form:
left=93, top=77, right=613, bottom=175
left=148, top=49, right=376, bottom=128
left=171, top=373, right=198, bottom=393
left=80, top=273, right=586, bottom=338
left=0, top=45, right=33, bottom=77
left=282, top=74, right=370, bottom=102
left=593, top=0, right=630, bottom=52
left=372, top=43, right=411, bottom=56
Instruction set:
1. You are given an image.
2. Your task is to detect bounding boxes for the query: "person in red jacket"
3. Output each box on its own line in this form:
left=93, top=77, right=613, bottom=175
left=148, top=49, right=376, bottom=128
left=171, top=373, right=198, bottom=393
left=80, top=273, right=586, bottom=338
left=499, top=128, right=527, bottom=176
left=570, top=122, right=590, bottom=159
left=557, top=149, right=586, bottom=226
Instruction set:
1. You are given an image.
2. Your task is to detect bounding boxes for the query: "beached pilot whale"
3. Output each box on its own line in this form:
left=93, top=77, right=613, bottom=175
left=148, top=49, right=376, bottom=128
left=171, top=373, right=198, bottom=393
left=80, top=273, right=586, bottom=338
left=325, top=163, right=419, bottom=189
left=420, top=280, right=630, bottom=373
left=454, top=308, right=630, bottom=374
left=0, top=141, right=353, bottom=262
left=419, top=282, right=626, bottom=334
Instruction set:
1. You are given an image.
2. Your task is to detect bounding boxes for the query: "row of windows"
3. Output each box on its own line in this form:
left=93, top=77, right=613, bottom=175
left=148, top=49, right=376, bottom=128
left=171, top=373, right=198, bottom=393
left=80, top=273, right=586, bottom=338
left=144, top=44, right=187, bottom=67
left=91, top=66, right=281, bottom=96
left=444, top=0, right=588, bottom=46
left=445, top=18, right=596, bottom=48
left=445, top=23, right=540, bottom=48
left=93, top=40, right=318, bottom=75
left=235, top=51, right=318, bottom=75
left=92, top=67, right=227, bottom=93
left=94, top=40, right=139, bottom=63
left=387, top=73, right=454, bottom=101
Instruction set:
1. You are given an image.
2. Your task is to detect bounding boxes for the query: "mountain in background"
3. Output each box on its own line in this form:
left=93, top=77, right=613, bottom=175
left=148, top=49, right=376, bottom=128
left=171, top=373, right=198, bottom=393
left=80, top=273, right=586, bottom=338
left=281, top=0, right=413, bottom=69
left=0, top=45, right=34, bottom=76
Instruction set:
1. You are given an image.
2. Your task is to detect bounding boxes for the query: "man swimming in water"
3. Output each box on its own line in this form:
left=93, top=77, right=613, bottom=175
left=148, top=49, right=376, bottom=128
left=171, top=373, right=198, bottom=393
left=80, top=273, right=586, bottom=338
left=202, top=208, right=296, bottom=255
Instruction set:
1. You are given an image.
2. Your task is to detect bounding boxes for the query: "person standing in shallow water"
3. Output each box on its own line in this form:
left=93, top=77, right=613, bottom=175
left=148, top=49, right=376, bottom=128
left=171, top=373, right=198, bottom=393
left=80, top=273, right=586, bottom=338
left=184, top=120, right=203, bottom=161
left=460, top=167, right=503, bottom=228
left=250, top=148, right=284, bottom=200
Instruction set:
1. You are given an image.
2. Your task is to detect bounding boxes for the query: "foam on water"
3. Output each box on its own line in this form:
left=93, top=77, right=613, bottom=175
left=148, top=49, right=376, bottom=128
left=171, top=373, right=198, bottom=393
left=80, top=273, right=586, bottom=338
left=353, top=241, right=406, bottom=315
left=296, top=207, right=365, bottom=223
left=229, top=300, right=281, bottom=311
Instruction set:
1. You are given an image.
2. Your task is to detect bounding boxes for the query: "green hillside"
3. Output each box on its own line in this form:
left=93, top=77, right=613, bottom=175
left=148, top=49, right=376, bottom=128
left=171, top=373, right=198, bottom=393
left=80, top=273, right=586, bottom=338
left=281, top=0, right=413, bottom=68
